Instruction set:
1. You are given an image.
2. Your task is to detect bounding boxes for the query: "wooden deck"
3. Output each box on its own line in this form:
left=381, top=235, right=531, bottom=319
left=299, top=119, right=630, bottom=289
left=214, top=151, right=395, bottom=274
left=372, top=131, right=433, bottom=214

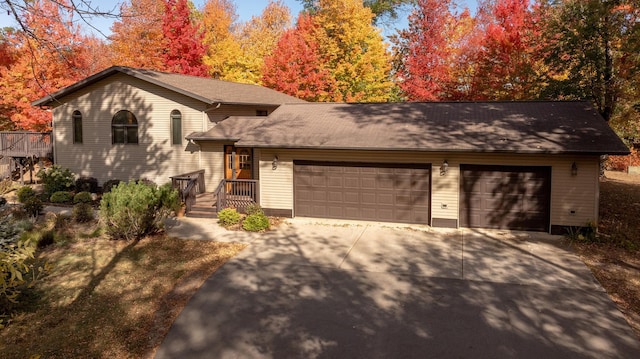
left=0, top=132, right=52, bottom=158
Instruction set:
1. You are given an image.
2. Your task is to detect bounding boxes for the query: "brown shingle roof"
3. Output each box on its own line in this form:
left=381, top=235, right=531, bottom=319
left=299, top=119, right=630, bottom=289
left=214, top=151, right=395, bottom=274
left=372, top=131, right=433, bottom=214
left=189, top=101, right=629, bottom=155
left=33, top=66, right=305, bottom=107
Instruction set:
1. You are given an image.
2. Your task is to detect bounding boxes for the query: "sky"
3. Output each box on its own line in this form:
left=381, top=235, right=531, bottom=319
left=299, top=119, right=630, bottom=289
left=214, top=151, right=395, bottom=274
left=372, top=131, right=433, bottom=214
left=0, top=0, right=477, bottom=40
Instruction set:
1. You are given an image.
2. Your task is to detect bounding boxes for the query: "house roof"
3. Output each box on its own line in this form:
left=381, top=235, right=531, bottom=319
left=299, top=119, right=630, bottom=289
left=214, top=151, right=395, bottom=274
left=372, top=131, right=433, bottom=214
left=188, top=101, right=629, bottom=155
left=32, top=66, right=305, bottom=107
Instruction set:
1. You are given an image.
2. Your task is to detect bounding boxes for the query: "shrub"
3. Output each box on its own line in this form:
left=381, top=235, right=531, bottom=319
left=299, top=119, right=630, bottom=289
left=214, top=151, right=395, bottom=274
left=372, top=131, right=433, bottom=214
left=73, top=203, right=94, bottom=223
left=217, top=208, right=241, bottom=227
left=37, top=165, right=75, bottom=196
left=0, top=197, right=6, bottom=207
left=37, top=230, right=55, bottom=248
left=0, top=216, right=22, bottom=248
left=245, top=203, right=264, bottom=216
left=102, top=179, right=121, bottom=193
left=23, top=197, right=43, bottom=217
left=0, top=178, right=13, bottom=195
left=242, top=213, right=270, bottom=232
left=73, top=191, right=93, bottom=204
left=0, top=217, right=45, bottom=305
left=16, top=186, right=36, bottom=203
left=75, top=176, right=98, bottom=193
left=136, top=178, right=156, bottom=187
left=49, top=191, right=73, bottom=204
left=99, top=181, right=180, bottom=240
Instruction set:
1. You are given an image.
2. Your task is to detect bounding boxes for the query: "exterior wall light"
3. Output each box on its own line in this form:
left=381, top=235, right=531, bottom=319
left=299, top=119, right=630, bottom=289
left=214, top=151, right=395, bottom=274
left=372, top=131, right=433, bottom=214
left=272, top=155, right=279, bottom=170
left=440, top=160, right=449, bottom=176
left=571, top=162, right=578, bottom=176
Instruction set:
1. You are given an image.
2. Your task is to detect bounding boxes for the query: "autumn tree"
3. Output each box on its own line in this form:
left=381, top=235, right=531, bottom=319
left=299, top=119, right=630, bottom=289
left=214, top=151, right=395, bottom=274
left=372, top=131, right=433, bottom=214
left=201, top=0, right=241, bottom=79
left=109, top=0, right=166, bottom=70
left=300, top=0, right=412, bottom=24
left=394, top=0, right=462, bottom=101
left=162, top=0, right=208, bottom=76
left=224, top=0, right=291, bottom=84
left=262, top=13, right=336, bottom=101
left=540, top=0, right=639, bottom=123
left=313, top=0, right=394, bottom=102
left=470, top=0, right=543, bottom=100
left=0, top=0, right=94, bottom=130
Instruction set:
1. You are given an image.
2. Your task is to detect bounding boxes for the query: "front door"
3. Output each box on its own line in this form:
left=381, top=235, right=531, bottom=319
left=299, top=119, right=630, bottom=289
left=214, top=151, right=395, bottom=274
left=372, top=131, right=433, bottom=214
left=225, top=146, right=253, bottom=180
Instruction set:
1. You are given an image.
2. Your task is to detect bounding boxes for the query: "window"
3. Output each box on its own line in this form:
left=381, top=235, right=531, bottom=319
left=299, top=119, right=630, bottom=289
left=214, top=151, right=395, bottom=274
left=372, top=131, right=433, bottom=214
left=72, top=110, right=82, bottom=144
left=171, top=110, right=182, bottom=145
left=256, top=110, right=268, bottom=116
left=112, top=110, right=138, bottom=144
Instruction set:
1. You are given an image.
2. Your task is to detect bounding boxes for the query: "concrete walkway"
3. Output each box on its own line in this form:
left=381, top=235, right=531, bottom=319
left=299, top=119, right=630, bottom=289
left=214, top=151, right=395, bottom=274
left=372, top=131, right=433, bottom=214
left=157, top=220, right=640, bottom=358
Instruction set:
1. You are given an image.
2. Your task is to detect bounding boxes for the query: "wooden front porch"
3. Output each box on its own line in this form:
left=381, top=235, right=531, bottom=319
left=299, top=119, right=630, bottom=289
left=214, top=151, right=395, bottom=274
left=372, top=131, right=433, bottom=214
left=170, top=170, right=259, bottom=218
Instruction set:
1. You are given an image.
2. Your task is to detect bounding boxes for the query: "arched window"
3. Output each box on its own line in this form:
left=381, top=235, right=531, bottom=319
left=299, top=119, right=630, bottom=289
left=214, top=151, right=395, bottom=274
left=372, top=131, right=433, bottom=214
left=112, top=110, right=138, bottom=144
left=72, top=110, right=82, bottom=144
left=171, top=110, right=182, bottom=145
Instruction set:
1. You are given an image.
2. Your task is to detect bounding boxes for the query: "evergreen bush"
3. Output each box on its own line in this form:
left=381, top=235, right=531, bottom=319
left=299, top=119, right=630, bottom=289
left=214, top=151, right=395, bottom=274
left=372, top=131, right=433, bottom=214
left=49, top=191, right=73, bottom=203
left=73, top=203, right=94, bottom=223
left=23, top=197, right=43, bottom=217
left=217, top=208, right=241, bottom=227
left=75, top=176, right=98, bottom=193
left=16, top=186, right=36, bottom=203
left=99, top=181, right=179, bottom=240
left=102, top=179, right=121, bottom=193
left=245, top=203, right=264, bottom=215
left=242, top=213, right=270, bottom=232
left=73, top=191, right=93, bottom=204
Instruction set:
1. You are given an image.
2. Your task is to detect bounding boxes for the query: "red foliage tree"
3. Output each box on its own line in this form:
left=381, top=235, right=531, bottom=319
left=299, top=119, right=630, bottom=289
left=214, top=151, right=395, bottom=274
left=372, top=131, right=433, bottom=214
left=395, top=0, right=463, bottom=101
left=262, top=14, right=336, bottom=101
left=162, top=0, right=208, bottom=76
left=469, top=0, right=543, bottom=100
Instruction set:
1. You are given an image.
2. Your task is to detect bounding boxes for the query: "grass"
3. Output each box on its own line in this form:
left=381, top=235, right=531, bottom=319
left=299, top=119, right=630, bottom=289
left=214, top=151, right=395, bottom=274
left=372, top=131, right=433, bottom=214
left=0, top=217, right=245, bottom=358
left=572, top=171, right=640, bottom=338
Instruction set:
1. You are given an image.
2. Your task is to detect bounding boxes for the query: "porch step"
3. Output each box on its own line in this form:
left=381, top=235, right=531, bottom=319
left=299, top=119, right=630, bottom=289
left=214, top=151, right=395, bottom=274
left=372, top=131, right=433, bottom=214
left=185, top=193, right=218, bottom=219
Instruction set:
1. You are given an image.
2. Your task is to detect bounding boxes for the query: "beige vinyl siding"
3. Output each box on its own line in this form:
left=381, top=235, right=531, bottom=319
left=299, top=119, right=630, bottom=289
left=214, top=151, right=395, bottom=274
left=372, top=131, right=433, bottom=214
left=52, top=73, right=204, bottom=186
left=199, top=142, right=227, bottom=192
left=259, top=149, right=600, bottom=228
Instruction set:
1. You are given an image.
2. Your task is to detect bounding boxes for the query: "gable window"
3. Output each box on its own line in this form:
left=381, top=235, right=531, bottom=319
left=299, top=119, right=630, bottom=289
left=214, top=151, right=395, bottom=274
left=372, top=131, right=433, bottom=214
left=256, top=110, right=268, bottom=116
left=171, top=110, right=182, bottom=145
left=72, top=110, right=83, bottom=144
left=112, top=110, right=138, bottom=144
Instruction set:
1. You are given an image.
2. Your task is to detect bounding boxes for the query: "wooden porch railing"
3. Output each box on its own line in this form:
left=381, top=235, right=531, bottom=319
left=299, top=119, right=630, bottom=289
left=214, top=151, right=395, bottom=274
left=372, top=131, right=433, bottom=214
left=170, top=170, right=206, bottom=214
left=0, top=132, right=52, bottom=158
left=213, top=179, right=259, bottom=213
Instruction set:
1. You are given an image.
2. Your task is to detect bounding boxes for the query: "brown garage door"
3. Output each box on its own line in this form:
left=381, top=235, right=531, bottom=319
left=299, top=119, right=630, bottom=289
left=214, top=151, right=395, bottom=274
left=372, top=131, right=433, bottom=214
left=294, top=161, right=430, bottom=224
left=460, top=165, right=551, bottom=231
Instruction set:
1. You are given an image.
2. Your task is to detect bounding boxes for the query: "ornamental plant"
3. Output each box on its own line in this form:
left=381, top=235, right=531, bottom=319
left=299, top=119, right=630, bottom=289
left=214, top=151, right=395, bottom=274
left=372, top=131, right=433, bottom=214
left=99, top=181, right=180, bottom=240
left=242, top=213, right=270, bottom=232
left=37, top=165, right=75, bottom=196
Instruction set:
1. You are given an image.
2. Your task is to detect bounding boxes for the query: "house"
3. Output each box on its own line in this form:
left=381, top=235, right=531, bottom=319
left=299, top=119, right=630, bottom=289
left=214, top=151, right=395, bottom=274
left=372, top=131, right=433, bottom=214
left=34, top=67, right=629, bottom=233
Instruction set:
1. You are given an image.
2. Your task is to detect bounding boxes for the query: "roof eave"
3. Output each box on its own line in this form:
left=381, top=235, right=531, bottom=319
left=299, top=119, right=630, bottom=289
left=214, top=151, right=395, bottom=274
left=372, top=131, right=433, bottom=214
left=233, top=143, right=630, bottom=155
left=32, top=66, right=217, bottom=107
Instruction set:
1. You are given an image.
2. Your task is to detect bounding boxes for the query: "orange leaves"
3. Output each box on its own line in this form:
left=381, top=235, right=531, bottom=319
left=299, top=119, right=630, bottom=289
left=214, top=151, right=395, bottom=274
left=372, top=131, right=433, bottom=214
left=109, top=0, right=166, bottom=70
left=0, top=0, right=98, bottom=131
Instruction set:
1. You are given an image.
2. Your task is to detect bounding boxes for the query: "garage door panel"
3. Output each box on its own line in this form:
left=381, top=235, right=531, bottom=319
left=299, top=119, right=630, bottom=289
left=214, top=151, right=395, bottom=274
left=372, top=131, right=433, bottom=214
left=294, top=162, right=431, bottom=224
left=460, top=165, right=550, bottom=231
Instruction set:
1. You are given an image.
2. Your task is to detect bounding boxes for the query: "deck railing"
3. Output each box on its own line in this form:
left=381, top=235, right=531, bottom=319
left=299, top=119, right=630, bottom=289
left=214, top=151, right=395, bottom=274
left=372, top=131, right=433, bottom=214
left=0, top=132, right=52, bottom=158
left=213, top=179, right=259, bottom=213
left=170, top=170, right=206, bottom=213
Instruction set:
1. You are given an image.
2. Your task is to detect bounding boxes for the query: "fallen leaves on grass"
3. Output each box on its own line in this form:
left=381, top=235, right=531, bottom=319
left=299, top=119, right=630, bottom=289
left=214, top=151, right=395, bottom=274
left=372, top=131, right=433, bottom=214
left=0, top=222, right=245, bottom=359
left=573, top=171, right=640, bottom=339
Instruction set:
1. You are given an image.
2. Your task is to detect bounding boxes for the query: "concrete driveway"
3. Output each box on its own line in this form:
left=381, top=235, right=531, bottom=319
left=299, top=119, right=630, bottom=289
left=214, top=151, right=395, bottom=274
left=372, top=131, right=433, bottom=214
left=156, top=220, right=640, bottom=358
